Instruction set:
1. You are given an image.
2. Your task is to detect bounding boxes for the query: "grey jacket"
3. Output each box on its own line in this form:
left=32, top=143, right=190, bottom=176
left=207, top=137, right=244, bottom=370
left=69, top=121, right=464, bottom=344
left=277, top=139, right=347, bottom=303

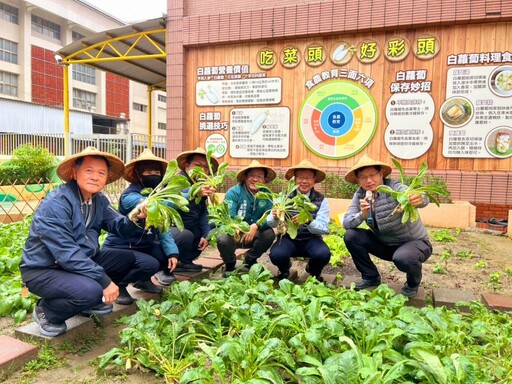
left=343, top=179, right=430, bottom=246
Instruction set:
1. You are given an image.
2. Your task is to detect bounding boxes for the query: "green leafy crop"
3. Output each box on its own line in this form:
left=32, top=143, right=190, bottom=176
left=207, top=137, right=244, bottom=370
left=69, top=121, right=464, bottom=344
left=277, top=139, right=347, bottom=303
left=188, top=150, right=229, bottom=205
left=129, top=160, right=190, bottom=233
left=255, top=178, right=317, bottom=239
left=206, top=200, right=250, bottom=245
left=377, top=158, right=449, bottom=224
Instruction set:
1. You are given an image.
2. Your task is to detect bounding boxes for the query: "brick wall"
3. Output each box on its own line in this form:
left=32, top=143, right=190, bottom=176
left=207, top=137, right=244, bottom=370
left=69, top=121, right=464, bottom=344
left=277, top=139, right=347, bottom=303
left=31, top=46, right=63, bottom=107
left=474, top=203, right=511, bottom=222
left=105, top=73, right=130, bottom=119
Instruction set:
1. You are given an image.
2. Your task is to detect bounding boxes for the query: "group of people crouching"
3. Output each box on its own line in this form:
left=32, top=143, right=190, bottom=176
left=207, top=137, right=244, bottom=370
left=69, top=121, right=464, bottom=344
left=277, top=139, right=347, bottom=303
left=20, top=147, right=432, bottom=337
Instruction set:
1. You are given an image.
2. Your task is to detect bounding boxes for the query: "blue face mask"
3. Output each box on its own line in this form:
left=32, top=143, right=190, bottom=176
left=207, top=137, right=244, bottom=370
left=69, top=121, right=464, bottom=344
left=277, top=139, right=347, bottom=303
left=141, top=175, right=162, bottom=189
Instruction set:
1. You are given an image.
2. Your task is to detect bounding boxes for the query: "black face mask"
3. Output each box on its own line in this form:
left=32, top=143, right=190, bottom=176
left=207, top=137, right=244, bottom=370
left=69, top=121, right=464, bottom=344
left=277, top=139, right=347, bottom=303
left=141, top=175, right=162, bottom=189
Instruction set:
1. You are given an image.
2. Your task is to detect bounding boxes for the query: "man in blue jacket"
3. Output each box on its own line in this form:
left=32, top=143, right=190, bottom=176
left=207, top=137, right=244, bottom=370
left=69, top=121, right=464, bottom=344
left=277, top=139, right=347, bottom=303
left=218, top=160, right=276, bottom=275
left=20, top=147, right=157, bottom=337
left=103, top=149, right=180, bottom=304
left=342, top=155, right=432, bottom=298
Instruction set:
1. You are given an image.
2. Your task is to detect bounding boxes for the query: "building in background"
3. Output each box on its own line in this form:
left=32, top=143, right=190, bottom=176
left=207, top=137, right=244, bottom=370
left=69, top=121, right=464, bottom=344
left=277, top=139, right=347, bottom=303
left=165, top=0, right=512, bottom=222
left=0, top=0, right=166, bottom=136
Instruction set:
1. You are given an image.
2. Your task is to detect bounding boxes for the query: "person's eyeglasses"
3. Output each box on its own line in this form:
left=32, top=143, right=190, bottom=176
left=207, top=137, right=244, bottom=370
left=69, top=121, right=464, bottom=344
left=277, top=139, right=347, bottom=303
left=247, top=173, right=264, bottom=180
left=296, top=176, right=314, bottom=182
left=190, top=162, right=208, bottom=170
left=357, top=171, right=381, bottom=182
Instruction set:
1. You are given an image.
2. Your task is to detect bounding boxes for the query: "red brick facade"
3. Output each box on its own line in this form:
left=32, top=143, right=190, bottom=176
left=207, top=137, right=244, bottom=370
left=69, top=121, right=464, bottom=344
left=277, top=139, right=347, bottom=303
left=105, top=72, right=130, bottom=119
left=31, top=45, right=63, bottom=107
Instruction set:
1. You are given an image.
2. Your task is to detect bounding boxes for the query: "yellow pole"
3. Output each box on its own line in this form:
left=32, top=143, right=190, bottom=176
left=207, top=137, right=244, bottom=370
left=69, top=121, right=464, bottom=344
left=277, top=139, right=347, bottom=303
left=147, top=86, right=153, bottom=149
left=63, top=64, right=70, bottom=157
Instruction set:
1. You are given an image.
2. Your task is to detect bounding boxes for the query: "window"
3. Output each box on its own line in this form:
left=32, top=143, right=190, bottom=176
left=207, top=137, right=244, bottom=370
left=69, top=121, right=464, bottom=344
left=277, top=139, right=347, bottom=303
left=0, top=2, right=18, bottom=24
left=72, top=31, right=85, bottom=41
left=0, top=71, right=18, bottom=96
left=31, top=15, right=60, bottom=40
left=73, top=88, right=96, bottom=110
left=0, top=38, right=17, bottom=64
left=157, top=94, right=166, bottom=103
left=157, top=122, right=166, bottom=130
left=72, top=64, right=95, bottom=84
left=133, top=102, right=147, bottom=112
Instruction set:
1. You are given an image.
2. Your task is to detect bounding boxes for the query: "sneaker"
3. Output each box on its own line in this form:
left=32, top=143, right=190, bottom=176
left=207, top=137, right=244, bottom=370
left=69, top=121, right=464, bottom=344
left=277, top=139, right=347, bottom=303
left=32, top=301, right=67, bottom=338
left=155, top=270, right=177, bottom=286
left=116, top=285, right=134, bottom=305
left=401, top=283, right=419, bottom=298
left=354, top=277, right=381, bottom=291
left=133, top=280, right=164, bottom=294
left=305, top=261, right=324, bottom=282
left=80, top=303, right=114, bottom=316
left=174, top=261, right=203, bottom=273
left=221, top=262, right=236, bottom=278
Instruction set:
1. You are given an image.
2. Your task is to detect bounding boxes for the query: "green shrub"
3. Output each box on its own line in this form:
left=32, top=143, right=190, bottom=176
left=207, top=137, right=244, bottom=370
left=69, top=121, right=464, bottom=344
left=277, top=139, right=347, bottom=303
left=0, top=164, right=25, bottom=185
left=324, top=172, right=358, bottom=199
left=9, top=144, right=57, bottom=183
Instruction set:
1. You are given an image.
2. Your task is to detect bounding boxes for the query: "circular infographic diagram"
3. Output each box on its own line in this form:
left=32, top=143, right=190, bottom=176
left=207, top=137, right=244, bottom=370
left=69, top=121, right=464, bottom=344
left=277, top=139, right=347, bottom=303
left=299, top=81, right=378, bottom=159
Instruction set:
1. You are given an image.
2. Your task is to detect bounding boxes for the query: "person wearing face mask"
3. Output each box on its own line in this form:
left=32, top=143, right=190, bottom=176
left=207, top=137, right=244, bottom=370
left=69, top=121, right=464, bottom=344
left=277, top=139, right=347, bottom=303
left=170, top=148, right=219, bottom=273
left=217, top=160, right=276, bottom=276
left=103, top=149, right=180, bottom=304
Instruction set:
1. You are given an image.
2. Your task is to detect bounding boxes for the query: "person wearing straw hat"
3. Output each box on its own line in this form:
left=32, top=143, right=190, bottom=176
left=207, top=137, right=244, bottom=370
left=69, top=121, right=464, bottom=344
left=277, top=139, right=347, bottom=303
left=171, top=148, right=218, bottom=272
left=19, top=147, right=158, bottom=337
left=103, top=149, right=180, bottom=303
left=342, top=155, right=432, bottom=298
left=217, top=160, right=277, bottom=275
left=266, top=160, right=331, bottom=282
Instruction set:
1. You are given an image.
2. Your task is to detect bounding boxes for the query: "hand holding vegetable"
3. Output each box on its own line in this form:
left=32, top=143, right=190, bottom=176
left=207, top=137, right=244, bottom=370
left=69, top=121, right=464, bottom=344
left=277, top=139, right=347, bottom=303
left=377, top=158, right=449, bottom=224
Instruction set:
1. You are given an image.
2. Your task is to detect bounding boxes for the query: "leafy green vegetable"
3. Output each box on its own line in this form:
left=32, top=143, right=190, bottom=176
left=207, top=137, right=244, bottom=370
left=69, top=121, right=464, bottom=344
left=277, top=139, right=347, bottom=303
left=97, top=265, right=512, bottom=383
left=377, top=158, right=449, bottom=224
left=206, top=200, right=250, bottom=245
left=188, top=150, right=229, bottom=205
left=255, top=178, right=317, bottom=239
left=128, top=160, right=190, bottom=232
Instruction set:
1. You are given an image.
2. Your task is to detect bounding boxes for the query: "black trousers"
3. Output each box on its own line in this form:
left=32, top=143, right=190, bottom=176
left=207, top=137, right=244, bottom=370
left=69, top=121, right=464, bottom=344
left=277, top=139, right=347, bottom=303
left=269, top=236, right=331, bottom=277
left=343, top=228, right=432, bottom=287
left=217, top=227, right=276, bottom=266
left=23, top=248, right=158, bottom=324
left=170, top=227, right=202, bottom=263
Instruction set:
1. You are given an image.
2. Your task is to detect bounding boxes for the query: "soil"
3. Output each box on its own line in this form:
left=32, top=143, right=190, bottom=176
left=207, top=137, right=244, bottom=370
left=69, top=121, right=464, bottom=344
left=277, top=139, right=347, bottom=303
left=1, top=228, right=511, bottom=383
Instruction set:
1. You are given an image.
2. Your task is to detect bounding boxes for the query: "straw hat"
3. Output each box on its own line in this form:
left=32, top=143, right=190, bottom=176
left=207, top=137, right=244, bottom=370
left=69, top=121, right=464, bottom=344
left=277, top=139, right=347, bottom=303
left=123, top=149, right=168, bottom=184
left=285, top=159, right=326, bottom=183
left=344, top=155, right=392, bottom=184
left=56, top=146, right=125, bottom=184
left=236, top=160, right=277, bottom=183
left=176, top=147, right=219, bottom=173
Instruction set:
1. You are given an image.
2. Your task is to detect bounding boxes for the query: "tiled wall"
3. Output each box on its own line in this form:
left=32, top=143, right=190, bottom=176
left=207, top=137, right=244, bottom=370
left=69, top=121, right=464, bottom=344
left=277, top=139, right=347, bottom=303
left=105, top=73, right=130, bottom=119
left=31, top=46, right=63, bottom=107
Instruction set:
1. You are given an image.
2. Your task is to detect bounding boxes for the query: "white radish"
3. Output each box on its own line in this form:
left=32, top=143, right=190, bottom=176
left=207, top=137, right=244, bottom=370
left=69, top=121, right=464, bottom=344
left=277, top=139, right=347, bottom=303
left=250, top=111, right=268, bottom=135
left=206, top=86, right=220, bottom=104
left=332, top=43, right=349, bottom=62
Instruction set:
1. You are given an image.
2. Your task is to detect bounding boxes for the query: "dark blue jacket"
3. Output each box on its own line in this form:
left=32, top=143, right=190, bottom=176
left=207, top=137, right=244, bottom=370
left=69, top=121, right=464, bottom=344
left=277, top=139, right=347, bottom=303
left=20, top=180, right=139, bottom=288
left=103, top=183, right=179, bottom=256
left=178, top=170, right=210, bottom=238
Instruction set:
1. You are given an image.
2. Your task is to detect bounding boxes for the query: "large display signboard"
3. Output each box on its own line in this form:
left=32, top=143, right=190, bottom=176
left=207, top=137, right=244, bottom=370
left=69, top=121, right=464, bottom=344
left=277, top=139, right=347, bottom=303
left=442, top=65, right=512, bottom=158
